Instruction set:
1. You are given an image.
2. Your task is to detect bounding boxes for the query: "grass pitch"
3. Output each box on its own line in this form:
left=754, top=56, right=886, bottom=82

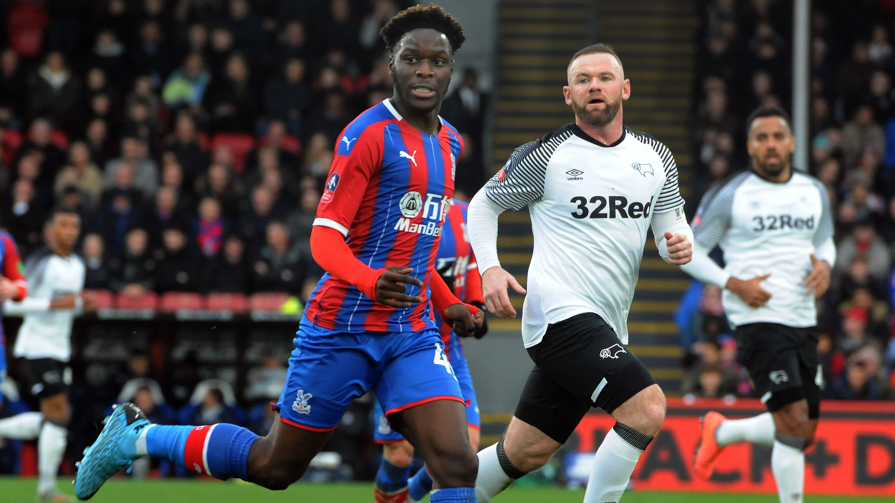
left=2, top=478, right=886, bottom=502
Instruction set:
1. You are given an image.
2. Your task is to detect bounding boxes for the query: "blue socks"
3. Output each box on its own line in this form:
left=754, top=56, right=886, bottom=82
left=430, top=487, right=477, bottom=502
left=144, top=424, right=258, bottom=480
left=408, top=467, right=434, bottom=500
left=374, top=458, right=411, bottom=493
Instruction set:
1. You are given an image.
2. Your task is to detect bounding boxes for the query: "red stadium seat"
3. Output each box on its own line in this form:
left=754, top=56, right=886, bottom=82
left=115, top=291, right=158, bottom=310
left=279, top=135, right=301, bottom=154
left=49, top=130, right=68, bottom=151
left=8, top=6, right=48, bottom=57
left=211, top=134, right=255, bottom=173
left=205, top=293, right=249, bottom=313
left=1, top=129, right=22, bottom=166
left=160, top=292, right=204, bottom=312
left=83, top=289, right=114, bottom=310
left=249, top=292, right=290, bottom=312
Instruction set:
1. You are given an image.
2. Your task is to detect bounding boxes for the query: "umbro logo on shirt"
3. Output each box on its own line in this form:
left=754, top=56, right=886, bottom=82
left=566, top=169, right=584, bottom=181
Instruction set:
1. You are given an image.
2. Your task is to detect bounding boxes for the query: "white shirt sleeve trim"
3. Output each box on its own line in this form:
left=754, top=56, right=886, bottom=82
left=313, top=218, right=349, bottom=237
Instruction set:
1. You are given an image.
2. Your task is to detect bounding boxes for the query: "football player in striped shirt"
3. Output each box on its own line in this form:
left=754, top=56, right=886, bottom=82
left=373, top=199, right=488, bottom=503
left=75, top=6, right=483, bottom=503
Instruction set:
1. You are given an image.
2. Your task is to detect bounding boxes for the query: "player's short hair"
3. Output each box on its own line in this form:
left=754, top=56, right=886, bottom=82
left=568, top=43, right=624, bottom=79
left=48, top=205, right=79, bottom=223
left=379, top=4, right=466, bottom=55
left=746, top=105, right=792, bottom=135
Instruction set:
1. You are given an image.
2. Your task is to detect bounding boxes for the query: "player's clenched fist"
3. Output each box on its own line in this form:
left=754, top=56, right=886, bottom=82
left=444, top=303, right=485, bottom=338
left=375, top=266, right=423, bottom=308
left=664, top=231, right=692, bottom=265
left=482, top=267, right=526, bottom=319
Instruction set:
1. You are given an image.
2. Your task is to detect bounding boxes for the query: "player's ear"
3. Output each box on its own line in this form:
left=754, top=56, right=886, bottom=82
left=563, top=86, right=572, bottom=105
left=623, top=79, right=631, bottom=100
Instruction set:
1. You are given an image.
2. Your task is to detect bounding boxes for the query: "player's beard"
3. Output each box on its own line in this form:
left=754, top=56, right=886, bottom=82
left=572, top=93, right=622, bottom=128
left=754, top=153, right=789, bottom=178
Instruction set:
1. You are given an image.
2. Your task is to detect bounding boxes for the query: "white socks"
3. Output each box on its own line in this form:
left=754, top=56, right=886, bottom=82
left=0, top=411, right=43, bottom=440
left=37, top=421, right=67, bottom=494
left=715, top=413, right=775, bottom=447
left=583, top=428, right=644, bottom=503
left=475, top=443, right=517, bottom=503
left=771, top=438, right=805, bottom=503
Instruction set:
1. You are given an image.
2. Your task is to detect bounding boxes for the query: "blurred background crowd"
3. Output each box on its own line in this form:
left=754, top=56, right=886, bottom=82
left=680, top=0, right=895, bottom=403
left=0, top=0, right=490, bottom=302
left=0, top=0, right=490, bottom=480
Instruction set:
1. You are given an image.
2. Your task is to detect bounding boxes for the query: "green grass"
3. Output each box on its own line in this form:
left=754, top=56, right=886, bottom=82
left=2, top=478, right=888, bottom=502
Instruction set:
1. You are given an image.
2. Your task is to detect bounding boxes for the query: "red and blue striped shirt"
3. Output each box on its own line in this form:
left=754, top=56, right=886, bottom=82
left=306, top=100, right=463, bottom=333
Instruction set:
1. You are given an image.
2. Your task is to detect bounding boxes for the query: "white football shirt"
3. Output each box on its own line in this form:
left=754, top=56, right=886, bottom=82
left=691, top=170, right=834, bottom=328
left=483, top=125, right=685, bottom=346
left=7, top=250, right=86, bottom=361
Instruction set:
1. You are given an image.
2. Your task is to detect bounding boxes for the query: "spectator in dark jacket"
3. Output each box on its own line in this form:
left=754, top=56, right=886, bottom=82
left=238, top=186, right=283, bottom=250
left=203, top=234, right=251, bottom=293
left=30, top=52, right=80, bottom=132
left=203, top=54, right=257, bottom=134
left=82, top=232, right=111, bottom=290
left=109, top=228, right=155, bottom=296
left=264, top=59, right=312, bottom=135
left=251, top=221, right=306, bottom=294
left=155, top=224, right=202, bottom=292
left=827, top=359, right=883, bottom=400
left=2, top=180, right=47, bottom=255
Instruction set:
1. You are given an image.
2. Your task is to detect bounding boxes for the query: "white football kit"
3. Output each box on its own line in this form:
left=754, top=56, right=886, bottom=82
left=682, top=170, right=836, bottom=328
left=6, top=249, right=86, bottom=362
left=469, top=124, right=690, bottom=346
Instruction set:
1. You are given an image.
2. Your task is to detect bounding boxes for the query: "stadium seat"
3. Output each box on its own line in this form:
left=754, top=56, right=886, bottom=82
left=205, top=292, right=249, bottom=313
left=248, top=292, right=290, bottom=312
left=1, top=129, right=22, bottom=166
left=115, top=291, right=158, bottom=310
left=160, top=292, right=204, bottom=312
left=8, top=5, right=48, bottom=56
left=260, top=135, right=301, bottom=154
left=82, top=289, right=114, bottom=310
left=211, top=134, right=255, bottom=173
left=49, top=130, right=68, bottom=151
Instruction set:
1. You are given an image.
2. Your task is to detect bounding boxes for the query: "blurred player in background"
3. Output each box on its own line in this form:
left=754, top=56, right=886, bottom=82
left=373, top=198, right=489, bottom=503
left=75, top=6, right=483, bottom=503
left=682, top=106, right=834, bottom=503
left=0, top=206, right=95, bottom=502
left=0, top=229, right=27, bottom=405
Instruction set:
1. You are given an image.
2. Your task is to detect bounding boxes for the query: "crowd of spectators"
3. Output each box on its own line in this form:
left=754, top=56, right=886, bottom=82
left=0, top=0, right=490, bottom=304
left=0, top=0, right=492, bottom=479
left=682, top=0, right=895, bottom=402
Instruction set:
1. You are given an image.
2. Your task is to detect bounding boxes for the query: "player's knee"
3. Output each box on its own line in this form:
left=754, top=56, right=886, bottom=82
left=775, top=402, right=810, bottom=438
left=384, top=442, right=415, bottom=468
left=617, top=386, right=665, bottom=437
left=426, top=445, right=478, bottom=487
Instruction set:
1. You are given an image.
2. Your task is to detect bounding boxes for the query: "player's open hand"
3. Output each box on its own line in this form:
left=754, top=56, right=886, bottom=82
left=726, top=274, right=772, bottom=308
left=445, top=303, right=484, bottom=338
left=664, top=231, right=692, bottom=265
left=0, top=277, right=19, bottom=301
left=375, top=266, right=424, bottom=308
left=482, top=267, right=526, bottom=319
left=804, top=254, right=831, bottom=298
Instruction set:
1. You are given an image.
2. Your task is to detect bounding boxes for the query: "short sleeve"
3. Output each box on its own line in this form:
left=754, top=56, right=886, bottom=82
left=314, top=127, right=383, bottom=237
